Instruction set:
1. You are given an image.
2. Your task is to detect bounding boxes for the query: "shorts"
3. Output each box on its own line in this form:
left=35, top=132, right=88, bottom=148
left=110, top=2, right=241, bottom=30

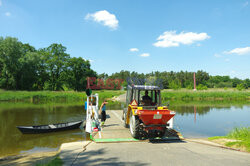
left=101, top=111, right=106, bottom=122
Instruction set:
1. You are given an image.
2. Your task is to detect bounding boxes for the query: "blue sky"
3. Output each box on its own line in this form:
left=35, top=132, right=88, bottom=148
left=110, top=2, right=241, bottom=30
left=0, top=0, right=249, bottom=79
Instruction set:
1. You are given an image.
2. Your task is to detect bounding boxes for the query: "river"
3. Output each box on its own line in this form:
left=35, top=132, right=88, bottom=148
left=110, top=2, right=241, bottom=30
left=0, top=101, right=249, bottom=157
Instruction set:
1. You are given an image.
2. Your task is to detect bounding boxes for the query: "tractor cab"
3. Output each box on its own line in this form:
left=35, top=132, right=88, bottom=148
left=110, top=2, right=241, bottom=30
left=126, top=85, right=161, bottom=108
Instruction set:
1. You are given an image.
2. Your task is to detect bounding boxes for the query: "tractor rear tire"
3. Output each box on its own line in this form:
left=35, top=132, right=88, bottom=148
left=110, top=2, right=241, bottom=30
left=129, top=114, right=140, bottom=139
left=122, top=109, right=129, bottom=128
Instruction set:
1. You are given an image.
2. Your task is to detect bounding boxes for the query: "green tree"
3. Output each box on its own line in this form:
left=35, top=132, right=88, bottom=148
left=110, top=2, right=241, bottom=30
left=232, top=78, right=242, bottom=88
left=196, top=70, right=209, bottom=86
left=18, top=52, right=45, bottom=90
left=0, top=37, right=24, bottom=89
left=169, top=80, right=181, bottom=90
left=236, top=83, right=245, bottom=91
left=243, top=79, right=250, bottom=89
left=66, top=57, right=96, bottom=91
left=44, top=44, right=70, bottom=90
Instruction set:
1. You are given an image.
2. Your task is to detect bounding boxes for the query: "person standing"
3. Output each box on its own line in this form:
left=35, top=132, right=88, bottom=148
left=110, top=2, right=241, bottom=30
left=99, top=100, right=108, bottom=126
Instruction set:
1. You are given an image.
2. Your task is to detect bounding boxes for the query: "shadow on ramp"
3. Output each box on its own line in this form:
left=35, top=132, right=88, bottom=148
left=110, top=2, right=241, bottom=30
left=76, top=148, right=148, bottom=166
left=103, top=124, right=119, bottom=127
left=149, top=139, right=186, bottom=144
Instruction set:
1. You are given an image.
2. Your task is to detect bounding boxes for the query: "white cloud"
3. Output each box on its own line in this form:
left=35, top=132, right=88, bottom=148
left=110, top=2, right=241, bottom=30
left=139, top=53, right=150, bottom=57
left=196, top=43, right=201, bottom=47
left=214, top=53, right=222, bottom=58
left=0, top=0, right=2, bottom=7
left=224, top=47, right=250, bottom=55
left=85, top=10, right=118, bottom=30
left=225, top=58, right=230, bottom=62
left=129, top=48, right=139, bottom=52
left=153, top=31, right=210, bottom=48
left=5, top=12, right=11, bottom=17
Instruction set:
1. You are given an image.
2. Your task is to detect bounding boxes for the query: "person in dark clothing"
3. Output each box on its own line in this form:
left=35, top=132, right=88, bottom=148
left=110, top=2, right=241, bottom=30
left=99, top=100, right=108, bottom=126
left=142, top=90, right=152, bottom=105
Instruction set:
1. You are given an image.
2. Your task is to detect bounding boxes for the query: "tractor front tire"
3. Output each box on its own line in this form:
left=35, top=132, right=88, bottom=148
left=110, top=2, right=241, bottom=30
left=129, top=114, right=140, bottom=139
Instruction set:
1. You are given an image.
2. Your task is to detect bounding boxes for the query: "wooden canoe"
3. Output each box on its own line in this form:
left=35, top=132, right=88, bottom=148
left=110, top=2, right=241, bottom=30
left=17, top=120, right=83, bottom=134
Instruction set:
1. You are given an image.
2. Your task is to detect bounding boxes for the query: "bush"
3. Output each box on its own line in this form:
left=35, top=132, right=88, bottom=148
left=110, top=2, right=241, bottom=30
left=186, top=84, right=193, bottom=90
left=169, top=80, right=181, bottom=90
left=196, top=84, right=208, bottom=90
left=236, top=83, right=245, bottom=91
left=215, top=82, right=232, bottom=88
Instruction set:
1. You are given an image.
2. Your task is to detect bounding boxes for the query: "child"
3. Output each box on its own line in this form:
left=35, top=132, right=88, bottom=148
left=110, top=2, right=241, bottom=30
left=99, top=100, right=108, bottom=126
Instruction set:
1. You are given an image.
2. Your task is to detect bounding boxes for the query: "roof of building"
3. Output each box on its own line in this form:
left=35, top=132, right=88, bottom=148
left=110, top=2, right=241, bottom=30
left=128, top=85, right=162, bottom=90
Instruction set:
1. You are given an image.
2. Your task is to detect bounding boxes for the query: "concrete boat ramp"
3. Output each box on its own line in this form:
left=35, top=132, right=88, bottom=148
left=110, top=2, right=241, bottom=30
left=59, top=110, right=250, bottom=166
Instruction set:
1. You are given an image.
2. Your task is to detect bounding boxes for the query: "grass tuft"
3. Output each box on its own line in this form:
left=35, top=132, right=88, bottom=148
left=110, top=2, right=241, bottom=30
left=208, top=136, right=225, bottom=140
left=226, top=127, right=250, bottom=151
left=209, top=127, right=250, bottom=152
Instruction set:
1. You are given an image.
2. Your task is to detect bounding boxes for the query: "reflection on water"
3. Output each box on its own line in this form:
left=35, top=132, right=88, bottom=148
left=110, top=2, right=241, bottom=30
left=0, top=101, right=249, bottom=157
left=0, top=103, right=86, bottom=157
left=169, top=105, right=250, bottom=138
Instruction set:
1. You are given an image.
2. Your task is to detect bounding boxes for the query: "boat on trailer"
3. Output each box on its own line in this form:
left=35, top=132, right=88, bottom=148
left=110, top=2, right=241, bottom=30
left=17, top=120, right=83, bottom=134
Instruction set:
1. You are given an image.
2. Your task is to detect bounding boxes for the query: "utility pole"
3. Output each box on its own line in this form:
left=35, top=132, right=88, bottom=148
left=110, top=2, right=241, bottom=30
left=193, top=72, right=196, bottom=91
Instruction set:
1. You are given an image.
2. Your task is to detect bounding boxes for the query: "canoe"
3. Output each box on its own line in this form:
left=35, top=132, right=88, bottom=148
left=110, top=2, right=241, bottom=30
left=17, top=120, right=83, bottom=134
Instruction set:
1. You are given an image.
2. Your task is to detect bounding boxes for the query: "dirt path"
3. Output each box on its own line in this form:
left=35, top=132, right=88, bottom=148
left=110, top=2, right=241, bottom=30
left=114, top=93, right=126, bottom=103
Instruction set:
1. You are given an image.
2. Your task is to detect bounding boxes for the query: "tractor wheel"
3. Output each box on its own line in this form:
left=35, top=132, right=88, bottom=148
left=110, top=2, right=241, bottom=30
left=129, top=114, right=140, bottom=139
left=122, top=109, right=129, bottom=128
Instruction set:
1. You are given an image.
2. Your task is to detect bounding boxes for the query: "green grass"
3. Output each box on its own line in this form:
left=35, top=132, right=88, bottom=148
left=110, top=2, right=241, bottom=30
left=208, top=136, right=224, bottom=140
left=36, top=157, right=63, bottom=166
left=162, top=89, right=250, bottom=101
left=209, top=127, right=250, bottom=152
left=1, top=89, right=249, bottom=102
left=0, top=90, right=125, bottom=102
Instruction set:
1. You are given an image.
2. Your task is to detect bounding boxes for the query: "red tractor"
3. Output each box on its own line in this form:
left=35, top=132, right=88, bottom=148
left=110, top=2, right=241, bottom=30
left=122, top=85, right=175, bottom=139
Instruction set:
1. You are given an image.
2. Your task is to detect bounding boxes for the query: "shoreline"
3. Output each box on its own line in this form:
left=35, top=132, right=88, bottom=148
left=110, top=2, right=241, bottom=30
left=0, top=89, right=249, bottom=102
left=0, top=151, right=58, bottom=166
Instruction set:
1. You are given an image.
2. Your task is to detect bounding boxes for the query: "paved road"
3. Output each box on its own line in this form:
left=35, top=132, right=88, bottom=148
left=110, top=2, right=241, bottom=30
left=72, top=141, right=250, bottom=166
left=59, top=110, right=250, bottom=166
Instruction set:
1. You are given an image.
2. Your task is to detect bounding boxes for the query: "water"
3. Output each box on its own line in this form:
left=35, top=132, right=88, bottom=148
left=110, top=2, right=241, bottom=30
left=0, top=101, right=249, bottom=157
left=169, top=104, right=250, bottom=138
left=0, top=102, right=86, bottom=157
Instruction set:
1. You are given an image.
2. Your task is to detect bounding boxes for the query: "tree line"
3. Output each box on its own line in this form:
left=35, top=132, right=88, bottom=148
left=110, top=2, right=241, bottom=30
left=0, top=37, right=96, bottom=91
left=1, top=36, right=249, bottom=91
left=98, top=70, right=250, bottom=90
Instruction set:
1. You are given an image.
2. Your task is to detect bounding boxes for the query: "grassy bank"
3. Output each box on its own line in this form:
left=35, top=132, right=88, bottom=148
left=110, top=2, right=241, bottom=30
left=162, top=89, right=250, bottom=101
left=0, top=90, right=125, bottom=102
left=209, top=127, right=250, bottom=152
left=0, top=89, right=249, bottom=103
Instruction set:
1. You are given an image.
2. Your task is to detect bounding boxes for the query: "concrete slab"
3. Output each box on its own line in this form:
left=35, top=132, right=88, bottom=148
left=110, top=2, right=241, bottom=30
left=73, top=140, right=250, bottom=166
left=58, top=109, right=250, bottom=166
left=59, top=141, right=91, bottom=166
left=93, top=110, right=135, bottom=142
